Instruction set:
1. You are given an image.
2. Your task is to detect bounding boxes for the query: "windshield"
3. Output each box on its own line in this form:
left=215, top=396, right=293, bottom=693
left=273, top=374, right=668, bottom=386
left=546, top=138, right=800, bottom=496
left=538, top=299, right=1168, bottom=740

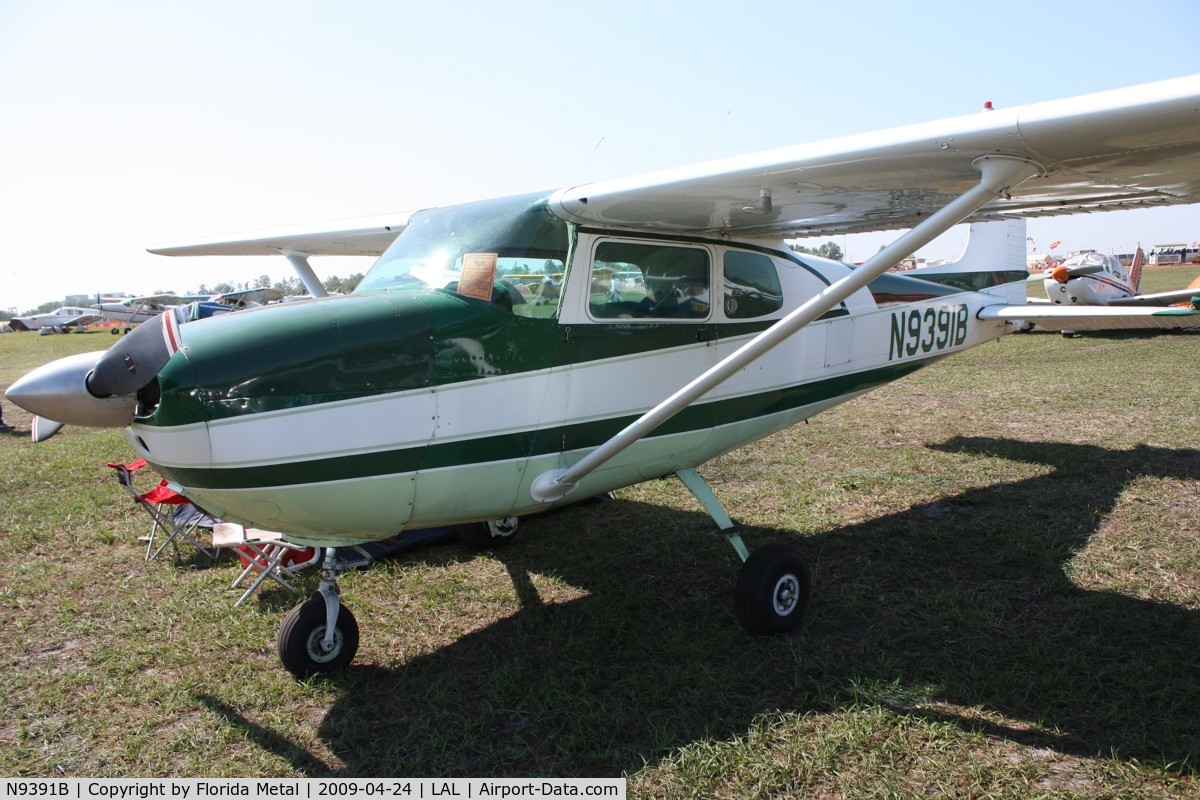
left=1062, top=251, right=1121, bottom=273
left=356, top=192, right=571, bottom=315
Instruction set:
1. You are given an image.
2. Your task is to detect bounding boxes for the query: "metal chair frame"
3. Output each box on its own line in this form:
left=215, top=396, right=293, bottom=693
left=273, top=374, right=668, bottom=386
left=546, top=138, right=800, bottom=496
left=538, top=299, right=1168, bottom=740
left=107, top=459, right=217, bottom=561
left=212, top=523, right=323, bottom=605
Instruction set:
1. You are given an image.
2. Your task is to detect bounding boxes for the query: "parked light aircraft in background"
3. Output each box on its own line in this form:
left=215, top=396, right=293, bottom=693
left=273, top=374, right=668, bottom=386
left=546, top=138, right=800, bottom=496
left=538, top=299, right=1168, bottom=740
left=6, top=306, right=102, bottom=333
left=94, top=294, right=196, bottom=333
left=1034, top=247, right=1200, bottom=307
left=1018, top=247, right=1200, bottom=335
left=95, top=288, right=287, bottom=334
left=8, top=75, right=1200, bottom=678
left=189, top=287, right=286, bottom=318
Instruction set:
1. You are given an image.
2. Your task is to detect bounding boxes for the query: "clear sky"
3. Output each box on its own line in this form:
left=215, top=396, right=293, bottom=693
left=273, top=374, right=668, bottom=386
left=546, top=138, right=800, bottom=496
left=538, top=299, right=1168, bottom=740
left=2, top=0, right=1198, bottom=314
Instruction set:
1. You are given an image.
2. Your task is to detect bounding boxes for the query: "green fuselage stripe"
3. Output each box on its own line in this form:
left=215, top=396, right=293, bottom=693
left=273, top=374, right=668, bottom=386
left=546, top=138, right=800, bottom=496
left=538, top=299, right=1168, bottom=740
left=152, top=359, right=928, bottom=490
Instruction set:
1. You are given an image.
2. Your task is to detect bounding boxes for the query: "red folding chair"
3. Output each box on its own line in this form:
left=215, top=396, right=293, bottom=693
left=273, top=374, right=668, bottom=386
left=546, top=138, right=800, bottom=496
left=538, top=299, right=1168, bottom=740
left=107, top=459, right=218, bottom=561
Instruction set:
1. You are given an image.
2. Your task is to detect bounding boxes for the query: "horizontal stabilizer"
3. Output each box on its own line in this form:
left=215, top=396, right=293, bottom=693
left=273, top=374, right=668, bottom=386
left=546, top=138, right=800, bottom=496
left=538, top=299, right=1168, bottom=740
left=979, top=304, right=1200, bottom=331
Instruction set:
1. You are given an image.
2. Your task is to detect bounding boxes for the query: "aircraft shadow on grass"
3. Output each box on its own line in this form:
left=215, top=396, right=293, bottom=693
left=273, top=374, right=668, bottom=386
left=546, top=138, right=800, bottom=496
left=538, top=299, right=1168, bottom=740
left=200, top=437, right=1199, bottom=777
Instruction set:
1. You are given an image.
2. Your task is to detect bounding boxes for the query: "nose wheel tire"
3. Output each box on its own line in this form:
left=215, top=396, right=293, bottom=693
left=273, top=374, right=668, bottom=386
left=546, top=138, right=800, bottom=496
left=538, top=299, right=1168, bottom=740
left=735, top=543, right=811, bottom=635
left=278, top=593, right=359, bottom=678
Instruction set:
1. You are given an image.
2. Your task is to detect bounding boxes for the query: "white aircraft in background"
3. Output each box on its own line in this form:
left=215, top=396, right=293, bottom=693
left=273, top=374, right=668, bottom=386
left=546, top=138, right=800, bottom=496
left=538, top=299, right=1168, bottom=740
left=95, top=288, right=286, bottom=334
left=1020, top=247, right=1200, bottom=335
left=94, top=294, right=199, bottom=333
left=1034, top=247, right=1199, bottom=307
left=8, top=74, right=1200, bottom=678
left=6, top=306, right=102, bottom=333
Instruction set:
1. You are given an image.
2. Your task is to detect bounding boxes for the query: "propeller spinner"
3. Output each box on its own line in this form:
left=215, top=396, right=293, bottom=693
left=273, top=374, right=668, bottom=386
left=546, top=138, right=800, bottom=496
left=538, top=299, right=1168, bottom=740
left=5, top=309, right=183, bottom=435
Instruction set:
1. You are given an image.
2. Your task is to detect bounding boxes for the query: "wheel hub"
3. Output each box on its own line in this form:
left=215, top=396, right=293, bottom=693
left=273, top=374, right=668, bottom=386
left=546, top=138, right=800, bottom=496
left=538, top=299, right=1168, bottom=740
left=306, top=625, right=343, bottom=662
left=772, top=573, right=800, bottom=616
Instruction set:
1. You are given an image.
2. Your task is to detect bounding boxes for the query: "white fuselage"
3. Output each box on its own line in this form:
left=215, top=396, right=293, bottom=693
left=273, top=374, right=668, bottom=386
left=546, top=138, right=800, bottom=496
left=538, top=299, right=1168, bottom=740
left=1040, top=251, right=1136, bottom=306
left=123, top=247, right=1013, bottom=548
left=8, top=306, right=96, bottom=332
left=1042, top=273, right=1135, bottom=305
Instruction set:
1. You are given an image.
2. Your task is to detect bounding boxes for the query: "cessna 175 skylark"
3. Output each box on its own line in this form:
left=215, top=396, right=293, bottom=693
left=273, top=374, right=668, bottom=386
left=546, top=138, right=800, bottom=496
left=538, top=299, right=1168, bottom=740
left=8, top=75, right=1200, bottom=677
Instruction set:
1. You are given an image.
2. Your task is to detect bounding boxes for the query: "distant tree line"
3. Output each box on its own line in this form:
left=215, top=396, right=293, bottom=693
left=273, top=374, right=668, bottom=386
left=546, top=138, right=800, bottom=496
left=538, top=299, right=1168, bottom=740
left=788, top=241, right=845, bottom=261
left=195, top=273, right=364, bottom=296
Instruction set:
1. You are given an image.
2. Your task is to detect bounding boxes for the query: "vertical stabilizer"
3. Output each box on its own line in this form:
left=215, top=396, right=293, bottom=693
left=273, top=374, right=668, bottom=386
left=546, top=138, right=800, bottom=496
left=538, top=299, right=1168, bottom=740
left=1130, top=245, right=1145, bottom=294
left=906, top=217, right=1029, bottom=302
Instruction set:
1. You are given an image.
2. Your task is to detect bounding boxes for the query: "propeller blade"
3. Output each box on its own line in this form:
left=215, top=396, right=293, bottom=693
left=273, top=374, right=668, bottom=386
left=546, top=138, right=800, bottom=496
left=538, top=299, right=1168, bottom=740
left=86, top=307, right=182, bottom=397
left=31, top=416, right=65, bottom=443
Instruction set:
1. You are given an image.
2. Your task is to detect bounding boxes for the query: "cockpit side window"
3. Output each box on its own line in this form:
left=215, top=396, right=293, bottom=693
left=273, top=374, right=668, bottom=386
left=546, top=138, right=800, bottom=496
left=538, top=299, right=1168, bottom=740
left=504, top=260, right=566, bottom=318
left=723, top=250, right=783, bottom=318
left=588, top=241, right=710, bottom=320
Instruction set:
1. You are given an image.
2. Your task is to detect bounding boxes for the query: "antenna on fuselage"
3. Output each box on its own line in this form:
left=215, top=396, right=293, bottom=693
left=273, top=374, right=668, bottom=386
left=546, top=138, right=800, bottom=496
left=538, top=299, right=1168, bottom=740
left=576, top=137, right=605, bottom=185
left=703, top=111, right=732, bottom=161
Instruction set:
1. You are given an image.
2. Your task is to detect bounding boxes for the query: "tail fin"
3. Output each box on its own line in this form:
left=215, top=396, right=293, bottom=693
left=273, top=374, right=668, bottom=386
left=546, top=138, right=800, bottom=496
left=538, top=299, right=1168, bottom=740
left=1129, top=245, right=1145, bottom=293
left=906, top=217, right=1028, bottom=302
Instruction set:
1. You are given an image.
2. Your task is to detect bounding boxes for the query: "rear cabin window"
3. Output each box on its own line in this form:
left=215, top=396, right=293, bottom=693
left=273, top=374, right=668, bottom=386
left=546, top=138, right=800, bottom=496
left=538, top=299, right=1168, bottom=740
left=723, top=251, right=783, bottom=318
left=588, top=241, right=711, bottom=320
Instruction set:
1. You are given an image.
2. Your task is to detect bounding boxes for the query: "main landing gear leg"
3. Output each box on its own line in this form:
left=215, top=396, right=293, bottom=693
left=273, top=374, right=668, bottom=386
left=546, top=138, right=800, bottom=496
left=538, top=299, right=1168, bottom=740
left=675, top=468, right=811, bottom=636
left=278, top=547, right=360, bottom=679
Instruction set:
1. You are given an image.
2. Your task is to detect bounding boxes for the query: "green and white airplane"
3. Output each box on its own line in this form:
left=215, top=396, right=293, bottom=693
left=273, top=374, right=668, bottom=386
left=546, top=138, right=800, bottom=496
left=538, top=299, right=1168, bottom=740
left=9, top=75, right=1200, bottom=678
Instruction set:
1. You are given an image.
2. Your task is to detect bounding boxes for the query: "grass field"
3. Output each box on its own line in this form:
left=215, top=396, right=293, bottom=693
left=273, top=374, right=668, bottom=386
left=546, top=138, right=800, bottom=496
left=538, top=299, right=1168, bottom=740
left=1, top=269, right=1198, bottom=796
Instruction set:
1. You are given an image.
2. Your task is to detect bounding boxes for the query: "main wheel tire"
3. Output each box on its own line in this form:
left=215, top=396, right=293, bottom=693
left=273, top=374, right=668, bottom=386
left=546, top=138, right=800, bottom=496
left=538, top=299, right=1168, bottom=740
left=735, top=543, right=811, bottom=635
left=278, top=593, right=359, bottom=679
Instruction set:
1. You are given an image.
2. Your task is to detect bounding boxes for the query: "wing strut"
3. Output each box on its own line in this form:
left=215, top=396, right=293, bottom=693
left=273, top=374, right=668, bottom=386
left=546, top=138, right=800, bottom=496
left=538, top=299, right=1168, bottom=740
left=284, top=252, right=330, bottom=298
left=530, top=154, right=1041, bottom=503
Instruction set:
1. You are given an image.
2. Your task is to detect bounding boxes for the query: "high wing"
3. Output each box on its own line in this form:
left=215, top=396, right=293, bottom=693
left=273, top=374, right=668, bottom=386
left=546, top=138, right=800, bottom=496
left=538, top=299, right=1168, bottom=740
left=979, top=304, right=1200, bottom=331
left=549, top=75, right=1200, bottom=238
left=148, top=212, right=416, bottom=258
left=125, top=294, right=178, bottom=306
left=149, top=77, right=1200, bottom=256
left=149, top=213, right=416, bottom=299
left=131, top=293, right=207, bottom=305
left=1106, top=287, right=1200, bottom=307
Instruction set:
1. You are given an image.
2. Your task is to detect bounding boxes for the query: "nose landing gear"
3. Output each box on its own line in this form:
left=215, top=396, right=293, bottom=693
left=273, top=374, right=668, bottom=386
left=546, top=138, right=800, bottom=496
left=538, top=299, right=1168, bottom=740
left=277, top=548, right=359, bottom=679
